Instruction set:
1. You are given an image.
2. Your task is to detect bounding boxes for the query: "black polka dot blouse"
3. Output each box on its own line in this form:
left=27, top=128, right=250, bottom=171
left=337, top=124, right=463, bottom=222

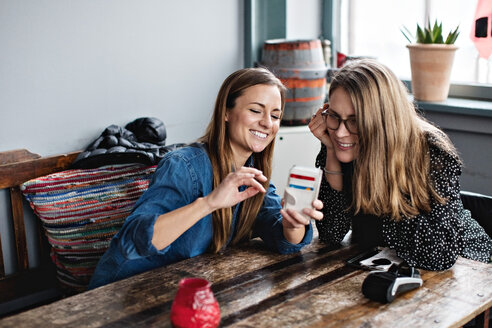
left=315, top=135, right=492, bottom=271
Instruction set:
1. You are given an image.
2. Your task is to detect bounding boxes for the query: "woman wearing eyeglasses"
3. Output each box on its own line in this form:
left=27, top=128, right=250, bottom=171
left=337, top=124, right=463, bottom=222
left=309, top=59, right=491, bottom=270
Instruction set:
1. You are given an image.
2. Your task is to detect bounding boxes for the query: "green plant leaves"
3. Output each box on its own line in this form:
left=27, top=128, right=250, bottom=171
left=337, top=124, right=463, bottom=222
left=416, top=25, right=426, bottom=43
left=400, top=26, right=413, bottom=43
left=402, top=19, right=459, bottom=44
left=445, top=25, right=460, bottom=44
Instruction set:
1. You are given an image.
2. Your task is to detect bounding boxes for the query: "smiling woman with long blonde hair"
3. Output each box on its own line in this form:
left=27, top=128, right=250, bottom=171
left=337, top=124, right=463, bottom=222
left=309, top=59, right=491, bottom=270
left=89, top=67, right=324, bottom=288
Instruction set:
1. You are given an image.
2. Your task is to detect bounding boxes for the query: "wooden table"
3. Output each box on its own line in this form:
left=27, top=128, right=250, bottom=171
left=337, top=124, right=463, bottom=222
left=0, top=233, right=490, bottom=328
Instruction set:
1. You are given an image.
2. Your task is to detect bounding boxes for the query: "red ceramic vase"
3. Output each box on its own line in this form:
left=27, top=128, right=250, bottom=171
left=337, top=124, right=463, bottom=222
left=170, top=278, right=220, bottom=328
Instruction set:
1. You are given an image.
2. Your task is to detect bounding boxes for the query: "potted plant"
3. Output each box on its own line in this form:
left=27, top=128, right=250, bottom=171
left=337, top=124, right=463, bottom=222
left=401, top=20, right=460, bottom=102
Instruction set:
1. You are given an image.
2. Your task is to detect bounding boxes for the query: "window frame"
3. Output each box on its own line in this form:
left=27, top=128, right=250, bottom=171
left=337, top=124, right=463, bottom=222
left=321, top=0, right=492, bottom=103
left=244, top=0, right=287, bottom=68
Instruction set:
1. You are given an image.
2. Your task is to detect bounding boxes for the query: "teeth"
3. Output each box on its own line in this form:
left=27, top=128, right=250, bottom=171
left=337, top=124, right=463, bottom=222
left=251, top=130, right=267, bottom=139
left=339, top=142, right=354, bottom=147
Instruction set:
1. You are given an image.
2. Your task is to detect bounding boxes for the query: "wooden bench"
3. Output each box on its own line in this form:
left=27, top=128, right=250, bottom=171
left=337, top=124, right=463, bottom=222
left=0, top=149, right=80, bottom=317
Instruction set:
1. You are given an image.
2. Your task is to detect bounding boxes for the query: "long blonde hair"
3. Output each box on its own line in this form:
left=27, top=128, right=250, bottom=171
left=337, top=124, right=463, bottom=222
left=330, top=59, right=459, bottom=220
left=199, top=67, right=286, bottom=252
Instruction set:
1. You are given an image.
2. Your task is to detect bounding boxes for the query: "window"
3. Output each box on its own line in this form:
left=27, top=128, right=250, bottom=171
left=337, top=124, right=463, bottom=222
left=337, top=0, right=492, bottom=90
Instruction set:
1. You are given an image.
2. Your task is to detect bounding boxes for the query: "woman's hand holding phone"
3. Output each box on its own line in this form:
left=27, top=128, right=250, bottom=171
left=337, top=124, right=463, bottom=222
left=280, top=166, right=324, bottom=244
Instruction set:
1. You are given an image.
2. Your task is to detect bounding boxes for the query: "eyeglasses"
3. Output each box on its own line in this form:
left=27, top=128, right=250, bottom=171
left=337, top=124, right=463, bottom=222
left=321, top=109, right=358, bottom=134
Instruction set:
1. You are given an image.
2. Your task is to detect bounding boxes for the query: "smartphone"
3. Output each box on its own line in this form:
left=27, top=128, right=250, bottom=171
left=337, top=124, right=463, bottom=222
left=346, top=247, right=404, bottom=271
left=346, top=247, right=381, bottom=270
left=283, top=165, right=322, bottom=220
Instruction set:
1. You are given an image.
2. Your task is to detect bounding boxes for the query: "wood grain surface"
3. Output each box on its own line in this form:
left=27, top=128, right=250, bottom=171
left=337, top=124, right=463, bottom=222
left=0, top=233, right=490, bottom=328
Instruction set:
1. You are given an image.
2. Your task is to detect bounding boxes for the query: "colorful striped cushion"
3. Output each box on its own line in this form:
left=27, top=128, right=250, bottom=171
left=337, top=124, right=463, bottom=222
left=21, top=164, right=156, bottom=292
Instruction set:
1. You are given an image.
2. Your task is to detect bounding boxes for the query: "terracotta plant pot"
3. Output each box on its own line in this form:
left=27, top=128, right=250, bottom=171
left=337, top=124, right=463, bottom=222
left=406, top=44, right=458, bottom=102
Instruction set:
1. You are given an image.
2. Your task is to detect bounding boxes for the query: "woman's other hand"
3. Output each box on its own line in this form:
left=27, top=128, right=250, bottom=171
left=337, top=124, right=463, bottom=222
left=152, top=167, right=266, bottom=250
left=309, top=104, right=333, bottom=150
left=280, top=199, right=323, bottom=244
left=205, top=167, right=267, bottom=211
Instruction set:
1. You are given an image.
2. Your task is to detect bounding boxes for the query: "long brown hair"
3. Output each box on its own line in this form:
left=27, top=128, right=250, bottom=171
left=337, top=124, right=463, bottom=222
left=329, top=59, right=459, bottom=220
left=199, top=67, right=286, bottom=252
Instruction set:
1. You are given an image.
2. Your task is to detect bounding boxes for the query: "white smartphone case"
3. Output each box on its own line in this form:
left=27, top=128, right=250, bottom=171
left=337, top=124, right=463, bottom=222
left=283, top=165, right=322, bottom=219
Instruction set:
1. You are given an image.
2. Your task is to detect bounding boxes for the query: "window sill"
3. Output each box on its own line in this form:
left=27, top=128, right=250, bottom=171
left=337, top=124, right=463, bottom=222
left=413, top=96, right=492, bottom=118
left=413, top=96, right=492, bottom=136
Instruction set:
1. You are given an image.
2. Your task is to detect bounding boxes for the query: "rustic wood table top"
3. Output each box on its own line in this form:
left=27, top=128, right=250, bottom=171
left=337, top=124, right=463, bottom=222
left=0, top=232, right=490, bottom=328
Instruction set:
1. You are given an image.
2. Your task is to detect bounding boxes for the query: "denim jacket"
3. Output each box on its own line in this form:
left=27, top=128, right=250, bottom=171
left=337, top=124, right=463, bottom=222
left=89, top=143, right=313, bottom=288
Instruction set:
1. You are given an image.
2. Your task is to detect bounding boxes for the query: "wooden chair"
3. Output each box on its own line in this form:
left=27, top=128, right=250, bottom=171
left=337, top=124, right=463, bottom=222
left=460, top=191, right=492, bottom=328
left=461, top=190, right=492, bottom=238
left=0, top=149, right=80, bottom=317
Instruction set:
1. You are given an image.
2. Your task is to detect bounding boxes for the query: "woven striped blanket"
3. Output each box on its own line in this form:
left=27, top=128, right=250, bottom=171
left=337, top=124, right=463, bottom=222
left=22, top=164, right=156, bottom=292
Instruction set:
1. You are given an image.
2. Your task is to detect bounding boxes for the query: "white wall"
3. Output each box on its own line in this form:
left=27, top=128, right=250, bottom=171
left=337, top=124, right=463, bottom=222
left=286, top=0, right=322, bottom=40
left=0, top=0, right=243, bottom=156
left=0, top=0, right=242, bottom=274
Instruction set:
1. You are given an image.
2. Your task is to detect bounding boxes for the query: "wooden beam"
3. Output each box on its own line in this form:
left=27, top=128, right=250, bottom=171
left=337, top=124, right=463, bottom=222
left=0, top=151, right=80, bottom=189
left=10, top=187, right=28, bottom=271
left=0, top=149, right=40, bottom=166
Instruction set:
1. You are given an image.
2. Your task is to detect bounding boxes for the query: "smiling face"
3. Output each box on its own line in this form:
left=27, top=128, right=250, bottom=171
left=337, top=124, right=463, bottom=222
left=328, top=87, right=359, bottom=163
left=225, top=84, right=282, bottom=166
